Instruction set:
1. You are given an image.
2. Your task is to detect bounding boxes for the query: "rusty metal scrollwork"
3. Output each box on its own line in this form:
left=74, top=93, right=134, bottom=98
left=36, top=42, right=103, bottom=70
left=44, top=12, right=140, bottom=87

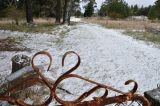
left=0, top=51, right=151, bottom=106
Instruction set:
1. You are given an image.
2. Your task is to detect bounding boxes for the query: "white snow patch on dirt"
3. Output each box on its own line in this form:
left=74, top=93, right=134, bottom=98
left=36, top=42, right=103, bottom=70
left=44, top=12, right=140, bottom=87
left=0, top=23, right=160, bottom=105
left=70, top=17, right=81, bottom=22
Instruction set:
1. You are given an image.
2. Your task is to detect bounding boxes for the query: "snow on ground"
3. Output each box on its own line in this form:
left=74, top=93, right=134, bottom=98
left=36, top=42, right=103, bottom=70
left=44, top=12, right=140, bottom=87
left=70, top=16, right=82, bottom=22
left=0, top=22, right=160, bottom=105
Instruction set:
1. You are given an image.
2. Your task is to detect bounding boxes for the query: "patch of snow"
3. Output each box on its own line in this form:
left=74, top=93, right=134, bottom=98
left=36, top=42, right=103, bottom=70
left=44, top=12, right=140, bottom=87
left=1, top=23, right=160, bottom=105
left=5, top=65, right=44, bottom=81
left=24, top=98, right=34, bottom=105
left=70, top=17, right=81, bottom=22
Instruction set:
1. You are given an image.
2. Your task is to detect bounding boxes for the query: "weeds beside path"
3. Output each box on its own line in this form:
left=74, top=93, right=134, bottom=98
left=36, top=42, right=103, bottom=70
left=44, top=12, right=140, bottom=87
left=83, top=17, right=160, bottom=45
left=0, top=23, right=56, bottom=33
left=1, top=23, right=160, bottom=104
left=0, top=18, right=57, bottom=33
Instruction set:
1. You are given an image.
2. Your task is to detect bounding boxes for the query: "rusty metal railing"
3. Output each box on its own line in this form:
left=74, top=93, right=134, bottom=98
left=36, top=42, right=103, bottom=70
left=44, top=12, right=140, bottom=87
left=0, top=51, right=151, bottom=106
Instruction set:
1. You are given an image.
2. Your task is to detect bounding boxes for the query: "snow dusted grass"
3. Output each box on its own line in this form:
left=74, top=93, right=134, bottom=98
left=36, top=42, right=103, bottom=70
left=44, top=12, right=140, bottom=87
left=82, top=17, right=148, bottom=30
left=1, top=22, right=160, bottom=105
left=83, top=17, right=160, bottom=31
left=0, top=18, right=79, bottom=34
left=0, top=22, right=56, bottom=33
left=124, top=30, right=160, bottom=45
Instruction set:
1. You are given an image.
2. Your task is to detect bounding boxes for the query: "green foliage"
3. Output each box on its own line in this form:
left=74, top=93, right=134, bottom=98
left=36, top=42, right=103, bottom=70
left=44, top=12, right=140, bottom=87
left=137, top=6, right=151, bottom=16
left=148, top=6, right=157, bottom=20
left=155, top=0, right=160, bottom=19
left=132, top=5, right=138, bottom=15
left=98, top=3, right=108, bottom=16
left=148, top=0, right=160, bottom=20
left=74, top=10, right=82, bottom=17
left=129, top=5, right=151, bottom=16
left=0, top=0, right=25, bottom=24
left=71, top=0, right=81, bottom=16
left=0, top=0, right=8, bottom=10
left=0, top=0, right=81, bottom=19
left=99, top=0, right=153, bottom=18
left=0, top=6, right=25, bottom=25
left=105, top=0, right=129, bottom=19
left=84, top=1, right=94, bottom=17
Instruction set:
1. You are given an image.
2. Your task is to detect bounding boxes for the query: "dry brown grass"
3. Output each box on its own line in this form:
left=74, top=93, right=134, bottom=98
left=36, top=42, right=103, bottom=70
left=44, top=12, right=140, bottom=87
left=33, top=18, right=55, bottom=24
left=0, top=37, right=29, bottom=51
left=82, top=17, right=160, bottom=30
left=0, top=18, right=57, bottom=33
left=83, top=17, right=160, bottom=44
left=0, top=18, right=55, bottom=24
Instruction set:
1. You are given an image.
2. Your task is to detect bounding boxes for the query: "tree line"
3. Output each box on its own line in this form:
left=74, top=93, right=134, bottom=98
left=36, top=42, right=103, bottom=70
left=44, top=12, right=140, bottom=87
left=97, top=0, right=160, bottom=20
left=0, top=0, right=160, bottom=24
left=0, top=0, right=83, bottom=25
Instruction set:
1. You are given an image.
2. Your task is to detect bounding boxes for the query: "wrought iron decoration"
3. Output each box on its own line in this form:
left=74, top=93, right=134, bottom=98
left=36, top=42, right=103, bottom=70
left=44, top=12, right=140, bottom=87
left=0, top=51, right=151, bottom=106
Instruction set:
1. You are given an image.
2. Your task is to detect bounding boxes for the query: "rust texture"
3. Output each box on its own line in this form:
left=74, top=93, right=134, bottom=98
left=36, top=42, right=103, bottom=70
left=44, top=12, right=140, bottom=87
left=0, top=51, right=151, bottom=106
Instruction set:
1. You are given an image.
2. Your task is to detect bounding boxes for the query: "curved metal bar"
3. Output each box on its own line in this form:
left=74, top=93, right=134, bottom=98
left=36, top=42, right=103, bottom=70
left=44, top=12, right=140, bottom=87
left=51, top=51, right=142, bottom=106
left=0, top=77, right=53, bottom=106
left=2, top=77, right=43, bottom=95
left=52, top=51, right=81, bottom=105
left=0, top=51, right=53, bottom=106
left=125, top=80, right=138, bottom=94
left=30, top=51, right=54, bottom=106
left=65, top=74, right=125, bottom=94
left=131, top=94, right=151, bottom=106
left=31, top=51, right=53, bottom=89
left=0, top=51, right=151, bottom=106
left=76, top=94, right=150, bottom=106
left=0, top=96, right=20, bottom=105
left=61, top=51, right=81, bottom=76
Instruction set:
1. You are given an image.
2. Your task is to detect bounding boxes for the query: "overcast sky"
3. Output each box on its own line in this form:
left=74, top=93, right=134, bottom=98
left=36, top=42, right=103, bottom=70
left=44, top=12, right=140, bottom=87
left=96, top=0, right=156, bottom=8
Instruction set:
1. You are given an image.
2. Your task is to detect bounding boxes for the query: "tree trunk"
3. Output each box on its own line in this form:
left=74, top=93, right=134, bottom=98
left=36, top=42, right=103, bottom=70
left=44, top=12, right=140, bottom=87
left=25, top=0, right=33, bottom=24
left=63, top=0, right=72, bottom=25
left=55, top=0, right=62, bottom=24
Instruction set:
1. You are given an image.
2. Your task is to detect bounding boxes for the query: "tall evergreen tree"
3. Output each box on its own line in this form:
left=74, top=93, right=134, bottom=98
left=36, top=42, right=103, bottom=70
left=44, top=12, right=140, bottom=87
left=155, top=0, right=160, bottom=19
left=84, top=1, right=94, bottom=17
left=105, top=0, right=129, bottom=19
left=98, top=3, right=108, bottom=16
left=148, top=6, right=156, bottom=20
left=148, top=0, right=160, bottom=19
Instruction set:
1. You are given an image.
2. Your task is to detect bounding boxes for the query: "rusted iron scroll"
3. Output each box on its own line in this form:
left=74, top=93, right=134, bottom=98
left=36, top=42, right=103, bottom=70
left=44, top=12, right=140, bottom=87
left=0, top=51, right=150, bottom=106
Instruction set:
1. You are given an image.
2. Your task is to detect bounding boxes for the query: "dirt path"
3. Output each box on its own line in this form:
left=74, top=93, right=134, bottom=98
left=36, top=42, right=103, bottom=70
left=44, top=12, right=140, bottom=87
left=56, top=23, right=160, bottom=95
left=0, top=23, right=160, bottom=102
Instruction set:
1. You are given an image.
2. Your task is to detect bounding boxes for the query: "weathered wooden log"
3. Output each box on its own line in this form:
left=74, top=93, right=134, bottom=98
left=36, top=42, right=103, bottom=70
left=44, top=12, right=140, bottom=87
left=0, top=65, right=72, bottom=97
left=0, top=65, right=44, bottom=95
left=0, top=65, right=47, bottom=105
left=11, top=54, right=31, bottom=73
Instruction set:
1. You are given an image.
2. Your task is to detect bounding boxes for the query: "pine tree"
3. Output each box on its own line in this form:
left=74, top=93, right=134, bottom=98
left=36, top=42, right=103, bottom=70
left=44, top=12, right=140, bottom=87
left=148, top=0, right=160, bottom=19
left=84, top=1, right=94, bottom=17
left=155, top=0, right=160, bottom=19
left=105, top=0, right=129, bottom=19
left=148, top=6, right=156, bottom=20
left=98, top=3, right=108, bottom=16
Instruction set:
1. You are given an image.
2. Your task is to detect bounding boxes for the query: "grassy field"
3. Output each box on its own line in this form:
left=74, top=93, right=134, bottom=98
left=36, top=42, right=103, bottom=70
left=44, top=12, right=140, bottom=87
left=83, top=17, right=160, bottom=44
left=124, top=31, right=160, bottom=44
left=0, top=18, right=57, bottom=33
left=83, top=17, right=160, bottom=30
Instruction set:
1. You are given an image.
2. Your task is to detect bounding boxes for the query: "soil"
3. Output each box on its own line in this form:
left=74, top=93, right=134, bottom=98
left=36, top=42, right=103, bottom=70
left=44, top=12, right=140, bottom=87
left=0, top=37, right=29, bottom=51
